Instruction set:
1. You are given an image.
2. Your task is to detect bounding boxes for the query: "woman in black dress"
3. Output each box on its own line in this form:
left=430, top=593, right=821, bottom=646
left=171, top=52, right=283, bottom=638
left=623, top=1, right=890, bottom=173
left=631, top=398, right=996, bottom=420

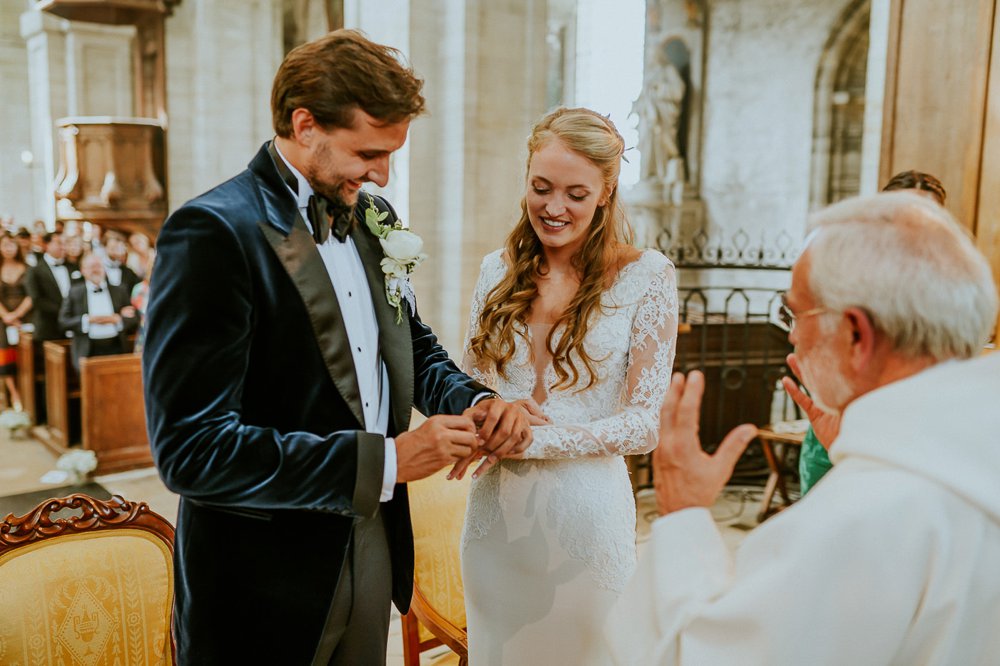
left=0, top=232, right=32, bottom=410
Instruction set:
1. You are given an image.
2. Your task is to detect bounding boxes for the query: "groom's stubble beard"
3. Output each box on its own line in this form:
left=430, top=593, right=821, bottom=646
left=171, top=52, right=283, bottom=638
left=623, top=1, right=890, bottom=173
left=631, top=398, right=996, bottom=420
left=307, top=138, right=360, bottom=219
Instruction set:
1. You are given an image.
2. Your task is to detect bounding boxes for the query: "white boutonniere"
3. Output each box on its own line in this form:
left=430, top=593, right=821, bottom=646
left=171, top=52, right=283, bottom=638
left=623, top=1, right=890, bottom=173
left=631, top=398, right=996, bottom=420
left=364, top=193, right=427, bottom=324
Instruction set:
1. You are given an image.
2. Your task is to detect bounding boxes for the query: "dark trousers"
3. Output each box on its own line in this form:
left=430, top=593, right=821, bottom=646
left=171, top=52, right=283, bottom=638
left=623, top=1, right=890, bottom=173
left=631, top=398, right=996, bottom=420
left=312, top=509, right=393, bottom=666
left=73, top=336, right=125, bottom=373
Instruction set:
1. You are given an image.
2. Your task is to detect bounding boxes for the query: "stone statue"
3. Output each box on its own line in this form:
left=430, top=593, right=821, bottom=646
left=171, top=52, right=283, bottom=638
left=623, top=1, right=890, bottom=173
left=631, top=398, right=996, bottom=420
left=632, top=48, right=686, bottom=184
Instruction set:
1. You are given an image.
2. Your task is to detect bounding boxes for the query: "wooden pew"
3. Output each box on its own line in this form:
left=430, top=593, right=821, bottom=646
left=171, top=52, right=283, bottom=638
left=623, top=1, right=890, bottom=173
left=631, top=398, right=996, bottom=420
left=16, top=330, right=44, bottom=424
left=80, top=353, right=151, bottom=473
left=32, top=340, right=79, bottom=455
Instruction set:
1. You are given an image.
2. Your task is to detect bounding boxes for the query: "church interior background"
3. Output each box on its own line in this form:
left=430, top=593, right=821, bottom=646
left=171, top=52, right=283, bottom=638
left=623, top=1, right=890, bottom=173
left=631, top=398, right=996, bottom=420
left=1, top=0, right=999, bottom=662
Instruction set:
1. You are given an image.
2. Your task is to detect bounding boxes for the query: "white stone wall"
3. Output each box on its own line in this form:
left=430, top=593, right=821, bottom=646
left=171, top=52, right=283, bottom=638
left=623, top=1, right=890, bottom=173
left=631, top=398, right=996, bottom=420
left=700, top=0, right=858, bottom=244
left=165, top=0, right=281, bottom=209
left=0, top=1, right=34, bottom=226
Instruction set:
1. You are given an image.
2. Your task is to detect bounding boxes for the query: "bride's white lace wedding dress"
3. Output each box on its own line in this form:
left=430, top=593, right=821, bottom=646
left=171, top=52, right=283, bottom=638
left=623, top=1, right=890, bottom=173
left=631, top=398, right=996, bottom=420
left=461, top=248, right=678, bottom=665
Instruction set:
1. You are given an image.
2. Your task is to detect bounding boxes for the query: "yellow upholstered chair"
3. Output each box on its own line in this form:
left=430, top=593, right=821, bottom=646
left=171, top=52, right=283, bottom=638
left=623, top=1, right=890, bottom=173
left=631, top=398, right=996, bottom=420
left=0, top=494, right=175, bottom=665
left=402, top=469, right=471, bottom=666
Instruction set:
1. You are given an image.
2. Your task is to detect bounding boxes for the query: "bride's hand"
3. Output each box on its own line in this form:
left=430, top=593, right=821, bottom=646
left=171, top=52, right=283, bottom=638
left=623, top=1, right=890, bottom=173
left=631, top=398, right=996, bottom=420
left=514, top=398, right=550, bottom=426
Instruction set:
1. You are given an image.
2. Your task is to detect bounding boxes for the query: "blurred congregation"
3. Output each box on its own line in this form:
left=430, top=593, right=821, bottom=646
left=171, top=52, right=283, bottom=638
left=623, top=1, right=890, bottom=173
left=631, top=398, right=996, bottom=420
left=0, top=0, right=999, bottom=665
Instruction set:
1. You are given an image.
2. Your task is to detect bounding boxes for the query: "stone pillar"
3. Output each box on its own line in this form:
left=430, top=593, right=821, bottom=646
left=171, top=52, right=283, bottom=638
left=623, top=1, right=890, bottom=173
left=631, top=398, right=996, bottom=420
left=859, top=0, right=890, bottom=195
left=164, top=0, right=281, bottom=208
left=19, top=10, right=71, bottom=227
left=407, top=0, right=548, bottom=355
left=0, top=3, right=34, bottom=226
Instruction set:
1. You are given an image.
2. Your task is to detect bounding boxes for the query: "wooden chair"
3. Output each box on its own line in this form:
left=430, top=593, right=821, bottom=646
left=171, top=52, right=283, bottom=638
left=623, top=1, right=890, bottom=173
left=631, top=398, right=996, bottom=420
left=402, top=470, right=471, bottom=666
left=0, top=494, right=176, bottom=665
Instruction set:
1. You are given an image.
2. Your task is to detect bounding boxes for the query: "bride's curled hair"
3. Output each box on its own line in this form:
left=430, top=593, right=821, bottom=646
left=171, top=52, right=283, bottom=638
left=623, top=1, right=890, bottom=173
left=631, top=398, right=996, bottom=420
left=468, top=107, right=634, bottom=392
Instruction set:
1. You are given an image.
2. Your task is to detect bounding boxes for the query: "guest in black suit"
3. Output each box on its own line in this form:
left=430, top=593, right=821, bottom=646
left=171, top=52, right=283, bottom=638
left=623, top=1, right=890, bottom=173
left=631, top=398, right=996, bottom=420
left=25, top=232, right=74, bottom=343
left=143, top=30, right=532, bottom=666
left=58, top=254, right=137, bottom=372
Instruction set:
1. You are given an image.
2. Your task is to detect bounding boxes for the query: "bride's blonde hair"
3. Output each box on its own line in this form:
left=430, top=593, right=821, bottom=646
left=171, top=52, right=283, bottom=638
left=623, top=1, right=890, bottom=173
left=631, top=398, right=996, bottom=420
left=468, top=107, right=633, bottom=391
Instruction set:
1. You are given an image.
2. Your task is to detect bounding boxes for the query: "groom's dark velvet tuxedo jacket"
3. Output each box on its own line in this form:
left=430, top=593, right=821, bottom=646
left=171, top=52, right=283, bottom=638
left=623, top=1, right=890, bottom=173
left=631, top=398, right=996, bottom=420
left=143, top=143, right=490, bottom=664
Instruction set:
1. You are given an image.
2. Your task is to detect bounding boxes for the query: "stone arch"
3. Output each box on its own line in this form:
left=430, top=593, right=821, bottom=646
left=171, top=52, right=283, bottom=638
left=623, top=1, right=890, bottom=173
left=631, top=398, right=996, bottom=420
left=809, top=0, right=871, bottom=207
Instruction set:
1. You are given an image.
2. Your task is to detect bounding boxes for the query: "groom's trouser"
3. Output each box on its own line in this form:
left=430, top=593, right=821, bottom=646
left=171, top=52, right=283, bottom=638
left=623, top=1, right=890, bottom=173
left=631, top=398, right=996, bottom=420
left=312, top=508, right=393, bottom=666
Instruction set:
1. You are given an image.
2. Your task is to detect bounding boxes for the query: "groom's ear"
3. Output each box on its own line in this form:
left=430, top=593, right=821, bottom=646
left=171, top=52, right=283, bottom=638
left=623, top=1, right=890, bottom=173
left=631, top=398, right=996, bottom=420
left=290, top=108, right=316, bottom=145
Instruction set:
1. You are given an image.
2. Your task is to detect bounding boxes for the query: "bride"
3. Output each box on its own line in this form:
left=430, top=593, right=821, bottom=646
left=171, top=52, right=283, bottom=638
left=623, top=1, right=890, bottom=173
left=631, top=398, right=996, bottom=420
left=458, top=107, right=678, bottom=664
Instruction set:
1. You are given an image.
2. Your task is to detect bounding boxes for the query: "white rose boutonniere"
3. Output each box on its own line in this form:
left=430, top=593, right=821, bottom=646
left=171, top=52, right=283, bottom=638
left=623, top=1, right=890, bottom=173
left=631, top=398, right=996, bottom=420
left=364, top=194, right=427, bottom=323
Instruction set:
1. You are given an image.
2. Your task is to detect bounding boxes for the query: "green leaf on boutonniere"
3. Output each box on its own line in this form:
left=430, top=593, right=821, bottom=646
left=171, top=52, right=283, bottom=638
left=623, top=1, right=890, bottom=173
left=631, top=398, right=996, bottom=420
left=364, top=193, right=391, bottom=239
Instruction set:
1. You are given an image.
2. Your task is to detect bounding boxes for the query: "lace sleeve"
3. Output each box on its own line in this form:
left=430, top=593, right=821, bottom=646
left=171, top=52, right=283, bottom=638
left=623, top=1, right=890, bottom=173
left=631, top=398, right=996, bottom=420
left=522, top=259, right=678, bottom=459
left=461, top=252, right=503, bottom=386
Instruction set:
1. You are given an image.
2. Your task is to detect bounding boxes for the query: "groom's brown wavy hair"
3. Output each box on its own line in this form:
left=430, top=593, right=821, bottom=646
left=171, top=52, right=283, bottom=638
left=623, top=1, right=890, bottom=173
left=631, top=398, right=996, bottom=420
left=271, top=29, right=425, bottom=136
left=468, top=107, right=633, bottom=392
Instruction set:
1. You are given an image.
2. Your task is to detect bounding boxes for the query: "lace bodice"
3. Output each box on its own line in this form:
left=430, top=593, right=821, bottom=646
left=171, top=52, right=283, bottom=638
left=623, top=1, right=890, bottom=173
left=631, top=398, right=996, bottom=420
left=462, top=249, right=678, bottom=458
left=461, top=249, right=678, bottom=592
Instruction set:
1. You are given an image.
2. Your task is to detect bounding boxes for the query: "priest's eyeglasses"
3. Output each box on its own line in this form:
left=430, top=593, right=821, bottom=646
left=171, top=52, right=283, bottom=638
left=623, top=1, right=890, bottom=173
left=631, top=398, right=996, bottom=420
left=778, top=297, right=829, bottom=332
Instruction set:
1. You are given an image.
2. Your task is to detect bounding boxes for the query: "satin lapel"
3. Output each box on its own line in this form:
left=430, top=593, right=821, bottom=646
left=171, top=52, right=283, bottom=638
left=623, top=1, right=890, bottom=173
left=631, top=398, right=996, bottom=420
left=258, top=214, right=365, bottom=428
left=350, top=222, right=413, bottom=433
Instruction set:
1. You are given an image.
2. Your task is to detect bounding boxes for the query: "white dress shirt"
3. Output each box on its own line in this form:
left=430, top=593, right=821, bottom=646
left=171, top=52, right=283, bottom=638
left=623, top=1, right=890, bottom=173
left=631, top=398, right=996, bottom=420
left=274, top=145, right=398, bottom=502
left=81, top=280, right=120, bottom=339
left=43, top=253, right=70, bottom=297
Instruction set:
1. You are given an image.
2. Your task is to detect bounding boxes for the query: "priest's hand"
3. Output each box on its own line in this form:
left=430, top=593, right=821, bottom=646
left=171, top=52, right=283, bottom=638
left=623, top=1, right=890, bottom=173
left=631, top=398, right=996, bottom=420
left=395, top=415, right=478, bottom=483
left=782, top=353, right=841, bottom=449
left=654, top=371, right=758, bottom=515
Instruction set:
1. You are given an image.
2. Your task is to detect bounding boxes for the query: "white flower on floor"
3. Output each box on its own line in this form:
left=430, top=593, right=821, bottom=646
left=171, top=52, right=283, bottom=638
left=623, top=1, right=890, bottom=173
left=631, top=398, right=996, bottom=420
left=56, top=449, right=98, bottom=483
left=0, top=408, right=31, bottom=431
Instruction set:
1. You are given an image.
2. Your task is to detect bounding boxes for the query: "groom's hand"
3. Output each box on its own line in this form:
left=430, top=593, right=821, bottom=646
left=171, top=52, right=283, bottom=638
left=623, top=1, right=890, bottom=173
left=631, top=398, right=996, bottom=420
left=448, top=399, right=533, bottom=480
left=395, top=415, right=478, bottom=483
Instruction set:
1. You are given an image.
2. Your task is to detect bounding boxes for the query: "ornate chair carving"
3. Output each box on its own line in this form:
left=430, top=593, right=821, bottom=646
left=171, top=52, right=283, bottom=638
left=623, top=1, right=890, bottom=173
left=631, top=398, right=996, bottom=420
left=0, top=494, right=175, bottom=665
left=402, top=470, right=470, bottom=666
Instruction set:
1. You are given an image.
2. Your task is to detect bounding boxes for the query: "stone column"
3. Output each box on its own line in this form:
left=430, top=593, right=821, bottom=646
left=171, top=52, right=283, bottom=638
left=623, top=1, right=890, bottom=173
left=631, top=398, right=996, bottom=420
left=0, top=3, right=33, bottom=226
left=407, top=0, right=548, bottom=355
left=19, top=10, right=71, bottom=227
left=165, top=0, right=281, bottom=208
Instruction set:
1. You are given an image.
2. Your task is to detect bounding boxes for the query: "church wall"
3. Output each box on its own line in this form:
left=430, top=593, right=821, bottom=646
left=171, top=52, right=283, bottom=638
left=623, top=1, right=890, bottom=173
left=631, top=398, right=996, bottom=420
left=700, top=0, right=857, bottom=245
left=164, top=0, right=282, bottom=209
left=0, top=1, right=34, bottom=227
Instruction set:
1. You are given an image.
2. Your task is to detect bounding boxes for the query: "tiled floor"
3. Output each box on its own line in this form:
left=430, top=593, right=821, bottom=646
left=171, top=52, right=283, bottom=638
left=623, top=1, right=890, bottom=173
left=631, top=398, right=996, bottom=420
left=0, top=429, right=761, bottom=664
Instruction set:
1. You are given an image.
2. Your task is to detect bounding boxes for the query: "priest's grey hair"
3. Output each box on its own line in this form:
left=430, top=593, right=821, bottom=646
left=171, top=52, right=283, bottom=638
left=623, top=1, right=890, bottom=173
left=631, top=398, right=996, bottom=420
left=804, top=192, right=998, bottom=361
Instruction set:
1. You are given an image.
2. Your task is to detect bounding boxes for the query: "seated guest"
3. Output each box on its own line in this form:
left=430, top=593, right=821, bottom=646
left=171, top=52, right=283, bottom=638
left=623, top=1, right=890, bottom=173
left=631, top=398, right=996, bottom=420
left=25, top=232, right=75, bottom=343
left=59, top=254, right=137, bottom=372
left=796, top=169, right=950, bottom=495
left=607, top=192, right=1000, bottom=664
left=102, top=231, right=141, bottom=296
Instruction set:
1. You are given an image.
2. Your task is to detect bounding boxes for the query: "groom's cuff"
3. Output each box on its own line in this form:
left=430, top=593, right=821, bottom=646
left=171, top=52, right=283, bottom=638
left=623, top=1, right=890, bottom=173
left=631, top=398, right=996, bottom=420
left=471, top=391, right=500, bottom=406
left=380, top=438, right=397, bottom=502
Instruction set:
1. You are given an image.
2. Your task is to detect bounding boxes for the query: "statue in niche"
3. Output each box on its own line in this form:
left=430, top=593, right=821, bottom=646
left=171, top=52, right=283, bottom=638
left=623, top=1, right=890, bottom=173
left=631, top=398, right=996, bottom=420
left=632, top=40, right=687, bottom=187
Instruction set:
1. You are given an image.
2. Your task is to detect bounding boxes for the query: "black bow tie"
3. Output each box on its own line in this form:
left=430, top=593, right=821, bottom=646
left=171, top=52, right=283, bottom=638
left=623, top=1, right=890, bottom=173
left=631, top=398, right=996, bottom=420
left=307, top=194, right=354, bottom=244
left=91, top=286, right=104, bottom=294
left=267, top=140, right=354, bottom=245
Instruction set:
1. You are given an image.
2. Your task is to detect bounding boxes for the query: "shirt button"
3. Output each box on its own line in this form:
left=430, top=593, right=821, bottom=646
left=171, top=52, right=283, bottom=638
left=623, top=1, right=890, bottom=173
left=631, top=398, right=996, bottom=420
left=365, top=402, right=370, bottom=408
left=357, top=346, right=362, bottom=352
left=348, top=291, right=352, bottom=297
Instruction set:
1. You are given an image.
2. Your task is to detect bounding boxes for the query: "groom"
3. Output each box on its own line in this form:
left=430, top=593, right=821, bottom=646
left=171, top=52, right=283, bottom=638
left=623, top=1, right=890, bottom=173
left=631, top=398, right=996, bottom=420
left=143, top=30, right=530, bottom=665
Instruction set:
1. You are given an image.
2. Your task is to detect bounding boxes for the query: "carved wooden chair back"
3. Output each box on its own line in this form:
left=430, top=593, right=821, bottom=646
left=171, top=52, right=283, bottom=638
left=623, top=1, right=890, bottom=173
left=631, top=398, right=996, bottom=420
left=0, top=493, right=176, bottom=665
